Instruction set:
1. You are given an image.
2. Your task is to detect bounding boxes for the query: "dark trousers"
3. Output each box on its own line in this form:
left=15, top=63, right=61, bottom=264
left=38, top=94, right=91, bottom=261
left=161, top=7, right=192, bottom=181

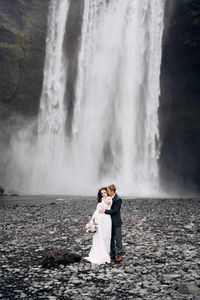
left=111, top=225, right=122, bottom=256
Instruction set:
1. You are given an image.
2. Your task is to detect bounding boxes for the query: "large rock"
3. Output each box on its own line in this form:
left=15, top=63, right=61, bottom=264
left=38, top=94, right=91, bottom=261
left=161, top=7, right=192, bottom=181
left=42, top=249, right=82, bottom=268
left=0, top=185, right=4, bottom=196
left=160, top=274, right=181, bottom=283
left=175, top=282, right=200, bottom=295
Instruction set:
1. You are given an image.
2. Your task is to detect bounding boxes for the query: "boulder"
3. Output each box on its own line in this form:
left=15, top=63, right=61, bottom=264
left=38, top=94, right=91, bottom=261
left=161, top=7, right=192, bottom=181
left=0, top=186, right=4, bottom=196
left=160, top=274, right=181, bottom=283
left=42, top=249, right=82, bottom=268
left=175, top=282, right=200, bottom=295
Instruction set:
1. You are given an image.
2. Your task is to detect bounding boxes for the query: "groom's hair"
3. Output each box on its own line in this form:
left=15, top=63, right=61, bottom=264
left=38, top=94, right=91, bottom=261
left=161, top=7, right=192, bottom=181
left=107, top=184, right=116, bottom=192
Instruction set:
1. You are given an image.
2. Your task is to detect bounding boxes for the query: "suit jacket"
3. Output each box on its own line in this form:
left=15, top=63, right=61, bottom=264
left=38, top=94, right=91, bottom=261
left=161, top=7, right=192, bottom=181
left=104, top=193, right=122, bottom=227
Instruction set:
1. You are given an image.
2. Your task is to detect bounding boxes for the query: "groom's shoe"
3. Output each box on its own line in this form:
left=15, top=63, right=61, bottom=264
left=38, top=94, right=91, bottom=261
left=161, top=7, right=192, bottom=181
left=116, top=256, right=122, bottom=262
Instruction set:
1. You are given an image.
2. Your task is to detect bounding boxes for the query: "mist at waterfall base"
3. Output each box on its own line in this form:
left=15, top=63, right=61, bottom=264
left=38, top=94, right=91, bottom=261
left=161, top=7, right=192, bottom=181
left=3, top=0, right=165, bottom=197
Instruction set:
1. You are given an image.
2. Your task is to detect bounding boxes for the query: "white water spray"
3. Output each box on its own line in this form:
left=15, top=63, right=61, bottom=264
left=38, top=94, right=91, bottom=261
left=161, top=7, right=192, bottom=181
left=7, top=0, right=165, bottom=196
left=32, top=0, right=70, bottom=193
left=71, top=0, right=165, bottom=195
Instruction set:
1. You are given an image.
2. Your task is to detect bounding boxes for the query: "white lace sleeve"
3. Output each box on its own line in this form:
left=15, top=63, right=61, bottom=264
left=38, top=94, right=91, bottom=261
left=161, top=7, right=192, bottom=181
left=91, top=203, right=102, bottom=220
left=102, top=196, right=112, bottom=209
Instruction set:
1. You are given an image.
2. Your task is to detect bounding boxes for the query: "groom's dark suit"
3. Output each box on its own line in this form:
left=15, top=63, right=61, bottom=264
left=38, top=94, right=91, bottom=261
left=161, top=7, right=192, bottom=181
left=104, top=193, right=122, bottom=227
left=104, top=193, right=122, bottom=256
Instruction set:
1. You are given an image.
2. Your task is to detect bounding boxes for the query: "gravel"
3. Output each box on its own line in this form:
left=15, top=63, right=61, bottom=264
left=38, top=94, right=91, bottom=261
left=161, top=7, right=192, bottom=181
left=0, top=197, right=200, bottom=299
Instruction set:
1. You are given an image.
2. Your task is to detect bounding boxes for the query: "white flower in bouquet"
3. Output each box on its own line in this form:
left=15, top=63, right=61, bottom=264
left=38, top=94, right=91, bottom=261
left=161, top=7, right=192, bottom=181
left=85, top=218, right=98, bottom=233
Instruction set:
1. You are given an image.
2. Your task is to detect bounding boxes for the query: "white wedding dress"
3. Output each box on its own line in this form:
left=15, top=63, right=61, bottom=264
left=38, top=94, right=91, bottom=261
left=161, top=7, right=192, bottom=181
left=85, top=197, right=112, bottom=264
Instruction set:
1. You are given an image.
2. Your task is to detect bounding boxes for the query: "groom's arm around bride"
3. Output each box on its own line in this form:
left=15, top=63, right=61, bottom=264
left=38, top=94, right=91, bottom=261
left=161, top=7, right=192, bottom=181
left=104, top=194, right=122, bottom=227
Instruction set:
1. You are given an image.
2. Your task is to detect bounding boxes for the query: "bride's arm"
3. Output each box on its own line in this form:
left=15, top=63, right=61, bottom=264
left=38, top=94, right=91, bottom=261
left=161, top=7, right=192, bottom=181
left=104, top=198, right=121, bottom=215
left=99, top=197, right=112, bottom=213
left=91, top=203, right=102, bottom=220
left=103, top=196, right=112, bottom=206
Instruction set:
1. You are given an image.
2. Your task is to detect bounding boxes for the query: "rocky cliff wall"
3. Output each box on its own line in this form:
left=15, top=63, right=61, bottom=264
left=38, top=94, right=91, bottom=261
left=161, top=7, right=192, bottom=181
left=0, top=0, right=49, bottom=118
left=160, top=0, right=200, bottom=194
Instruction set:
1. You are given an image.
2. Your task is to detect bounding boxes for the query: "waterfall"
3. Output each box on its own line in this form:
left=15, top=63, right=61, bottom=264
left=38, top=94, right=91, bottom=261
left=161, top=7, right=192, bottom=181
left=71, top=0, right=165, bottom=195
left=32, top=0, right=70, bottom=193
left=8, top=0, right=165, bottom=195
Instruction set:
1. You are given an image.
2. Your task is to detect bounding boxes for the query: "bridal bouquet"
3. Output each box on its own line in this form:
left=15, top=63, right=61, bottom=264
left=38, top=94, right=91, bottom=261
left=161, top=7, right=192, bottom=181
left=85, top=218, right=98, bottom=233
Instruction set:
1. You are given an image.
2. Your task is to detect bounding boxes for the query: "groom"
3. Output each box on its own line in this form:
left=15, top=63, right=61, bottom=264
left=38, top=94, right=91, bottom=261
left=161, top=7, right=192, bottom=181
left=99, top=184, right=123, bottom=262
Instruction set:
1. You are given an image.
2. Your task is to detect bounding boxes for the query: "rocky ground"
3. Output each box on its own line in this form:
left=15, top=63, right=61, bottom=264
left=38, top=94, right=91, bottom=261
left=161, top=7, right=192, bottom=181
left=0, top=197, right=200, bottom=299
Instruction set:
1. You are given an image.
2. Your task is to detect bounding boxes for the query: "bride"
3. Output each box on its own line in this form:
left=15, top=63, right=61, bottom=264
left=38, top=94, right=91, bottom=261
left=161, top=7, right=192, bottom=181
left=84, top=187, right=112, bottom=264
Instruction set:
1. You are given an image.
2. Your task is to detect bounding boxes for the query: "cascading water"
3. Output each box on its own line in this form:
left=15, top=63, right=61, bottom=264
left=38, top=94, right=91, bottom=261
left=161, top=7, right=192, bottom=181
left=72, top=0, right=165, bottom=195
left=8, top=0, right=165, bottom=195
left=32, top=0, right=70, bottom=193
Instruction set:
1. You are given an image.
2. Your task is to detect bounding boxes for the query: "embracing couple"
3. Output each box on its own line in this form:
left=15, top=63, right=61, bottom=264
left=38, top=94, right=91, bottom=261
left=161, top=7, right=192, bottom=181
left=84, top=184, right=122, bottom=264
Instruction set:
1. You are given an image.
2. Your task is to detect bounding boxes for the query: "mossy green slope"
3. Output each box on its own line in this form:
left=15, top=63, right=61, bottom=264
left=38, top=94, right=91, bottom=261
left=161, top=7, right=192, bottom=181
left=0, top=0, right=49, bottom=118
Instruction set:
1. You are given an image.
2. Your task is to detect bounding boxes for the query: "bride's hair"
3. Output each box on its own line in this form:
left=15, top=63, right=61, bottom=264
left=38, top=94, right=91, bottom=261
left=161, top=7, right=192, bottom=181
left=97, top=187, right=108, bottom=203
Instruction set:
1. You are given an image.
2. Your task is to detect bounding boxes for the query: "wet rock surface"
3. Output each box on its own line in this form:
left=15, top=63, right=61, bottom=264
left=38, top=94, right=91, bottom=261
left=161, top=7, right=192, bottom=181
left=43, top=249, right=82, bottom=268
left=0, top=197, right=200, bottom=299
left=160, top=0, right=200, bottom=193
left=0, top=0, right=49, bottom=116
left=0, top=186, right=4, bottom=196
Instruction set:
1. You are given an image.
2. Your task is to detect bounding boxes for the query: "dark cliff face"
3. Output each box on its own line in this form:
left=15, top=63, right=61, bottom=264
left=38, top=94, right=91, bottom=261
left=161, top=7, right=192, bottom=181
left=0, top=0, right=49, bottom=117
left=159, top=0, right=200, bottom=194
left=0, top=0, right=84, bottom=123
